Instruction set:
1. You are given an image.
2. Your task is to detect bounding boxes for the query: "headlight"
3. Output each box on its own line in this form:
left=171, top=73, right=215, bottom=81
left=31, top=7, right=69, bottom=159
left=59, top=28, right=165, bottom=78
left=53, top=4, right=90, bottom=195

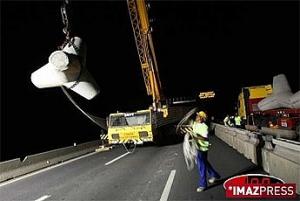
left=111, top=133, right=119, bottom=139
left=139, top=131, right=148, bottom=138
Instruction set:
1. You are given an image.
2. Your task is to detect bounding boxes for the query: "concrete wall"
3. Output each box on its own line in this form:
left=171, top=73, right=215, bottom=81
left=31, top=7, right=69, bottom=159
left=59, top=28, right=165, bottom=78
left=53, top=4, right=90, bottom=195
left=262, top=138, right=300, bottom=194
left=213, top=123, right=300, bottom=194
left=214, top=124, right=259, bottom=164
left=0, top=140, right=101, bottom=182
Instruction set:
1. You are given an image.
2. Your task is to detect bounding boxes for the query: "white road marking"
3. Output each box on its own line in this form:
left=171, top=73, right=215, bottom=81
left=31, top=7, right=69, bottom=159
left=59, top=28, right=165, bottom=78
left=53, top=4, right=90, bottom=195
left=105, top=152, right=130, bottom=165
left=0, top=151, right=99, bottom=187
left=160, top=169, right=176, bottom=201
left=35, top=195, right=51, bottom=201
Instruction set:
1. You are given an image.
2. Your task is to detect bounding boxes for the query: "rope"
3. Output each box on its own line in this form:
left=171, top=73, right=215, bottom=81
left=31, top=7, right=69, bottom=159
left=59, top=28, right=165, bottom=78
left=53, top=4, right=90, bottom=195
left=176, top=107, right=198, bottom=134
left=176, top=107, right=199, bottom=170
left=122, top=142, right=137, bottom=154
left=183, top=133, right=198, bottom=171
left=60, top=86, right=107, bottom=130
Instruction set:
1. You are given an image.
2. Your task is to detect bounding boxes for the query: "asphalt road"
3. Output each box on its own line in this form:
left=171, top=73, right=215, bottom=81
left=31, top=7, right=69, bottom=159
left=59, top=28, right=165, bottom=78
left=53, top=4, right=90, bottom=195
left=0, top=136, right=298, bottom=201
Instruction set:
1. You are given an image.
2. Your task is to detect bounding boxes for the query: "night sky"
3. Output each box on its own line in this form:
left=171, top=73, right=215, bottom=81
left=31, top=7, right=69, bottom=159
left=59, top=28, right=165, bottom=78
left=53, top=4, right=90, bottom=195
left=1, top=1, right=299, bottom=161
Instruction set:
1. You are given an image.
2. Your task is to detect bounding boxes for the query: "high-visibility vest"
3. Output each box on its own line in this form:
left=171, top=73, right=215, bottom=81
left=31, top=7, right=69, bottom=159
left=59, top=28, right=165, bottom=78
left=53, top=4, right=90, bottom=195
left=192, top=122, right=210, bottom=151
left=234, top=116, right=241, bottom=126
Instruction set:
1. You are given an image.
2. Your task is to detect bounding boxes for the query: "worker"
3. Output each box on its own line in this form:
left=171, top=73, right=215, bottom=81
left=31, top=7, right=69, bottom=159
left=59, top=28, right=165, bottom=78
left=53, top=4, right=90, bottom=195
left=223, top=114, right=232, bottom=127
left=185, top=111, right=221, bottom=192
left=234, top=113, right=242, bottom=128
left=229, top=115, right=235, bottom=126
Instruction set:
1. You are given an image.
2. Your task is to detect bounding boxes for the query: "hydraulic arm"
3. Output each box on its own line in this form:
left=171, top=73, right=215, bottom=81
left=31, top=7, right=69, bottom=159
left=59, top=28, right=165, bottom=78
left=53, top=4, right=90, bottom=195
left=127, top=0, right=164, bottom=109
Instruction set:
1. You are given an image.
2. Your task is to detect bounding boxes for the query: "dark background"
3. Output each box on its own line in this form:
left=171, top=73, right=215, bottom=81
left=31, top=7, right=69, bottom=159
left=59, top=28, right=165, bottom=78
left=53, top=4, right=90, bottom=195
left=1, top=1, right=299, bottom=161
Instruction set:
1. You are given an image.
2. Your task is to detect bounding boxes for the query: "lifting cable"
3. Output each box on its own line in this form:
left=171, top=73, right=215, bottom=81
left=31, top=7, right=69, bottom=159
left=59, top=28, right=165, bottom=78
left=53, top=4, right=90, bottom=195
left=58, top=1, right=139, bottom=154
left=60, top=86, right=106, bottom=129
left=122, top=142, right=137, bottom=154
left=58, top=1, right=137, bottom=154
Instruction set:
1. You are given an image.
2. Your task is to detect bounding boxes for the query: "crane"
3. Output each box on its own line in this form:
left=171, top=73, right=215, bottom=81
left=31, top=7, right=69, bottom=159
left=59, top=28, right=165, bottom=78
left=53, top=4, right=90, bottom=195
left=29, top=0, right=193, bottom=146
left=127, top=0, right=164, bottom=110
left=107, top=0, right=191, bottom=145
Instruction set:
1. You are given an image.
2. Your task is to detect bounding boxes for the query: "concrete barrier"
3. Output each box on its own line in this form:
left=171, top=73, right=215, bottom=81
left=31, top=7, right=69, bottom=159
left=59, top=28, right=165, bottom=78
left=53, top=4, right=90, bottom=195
left=261, top=127, right=297, bottom=140
left=0, top=140, right=101, bottom=182
left=234, top=129, right=248, bottom=155
left=245, top=124, right=259, bottom=132
left=0, top=158, right=22, bottom=175
left=245, top=132, right=260, bottom=164
left=214, top=124, right=260, bottom=164
left=215, top=125, right=235, bottom=147
left=214, top=123, right=300, bottom=193
left=262, top=138, right=300, bottom=193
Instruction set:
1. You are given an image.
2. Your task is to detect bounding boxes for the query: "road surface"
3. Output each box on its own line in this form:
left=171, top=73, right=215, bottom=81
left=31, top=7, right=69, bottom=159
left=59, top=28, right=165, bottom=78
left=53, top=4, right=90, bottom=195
left=0, top=136, right=297, bottom=200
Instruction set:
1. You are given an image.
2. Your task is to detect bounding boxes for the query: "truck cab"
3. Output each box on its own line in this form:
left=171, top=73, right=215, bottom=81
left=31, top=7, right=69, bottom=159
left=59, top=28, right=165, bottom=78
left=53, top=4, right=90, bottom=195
left=238, top=84, right=272, bottom=124
left=107, top=110, right=154, bottom=145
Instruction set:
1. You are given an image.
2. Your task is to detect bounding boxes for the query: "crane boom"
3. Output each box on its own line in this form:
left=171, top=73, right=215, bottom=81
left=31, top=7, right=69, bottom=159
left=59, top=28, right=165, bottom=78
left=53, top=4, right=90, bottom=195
left=127, top=0, right=163, bottom=109
left=107, top=1, right=193, bottom=146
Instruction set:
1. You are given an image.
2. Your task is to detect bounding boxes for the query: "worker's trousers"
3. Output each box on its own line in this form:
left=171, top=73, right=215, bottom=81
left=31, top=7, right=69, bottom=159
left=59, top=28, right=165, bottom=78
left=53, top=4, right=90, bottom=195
left=196, top=150, right=220, bottom=188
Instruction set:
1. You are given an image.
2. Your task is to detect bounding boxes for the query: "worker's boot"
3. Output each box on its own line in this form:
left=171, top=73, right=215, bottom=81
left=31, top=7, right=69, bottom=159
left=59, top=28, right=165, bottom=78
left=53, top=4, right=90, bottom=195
left=196, top=187, right=205, bottom=192
left=208, top=177, right=219, bottom=184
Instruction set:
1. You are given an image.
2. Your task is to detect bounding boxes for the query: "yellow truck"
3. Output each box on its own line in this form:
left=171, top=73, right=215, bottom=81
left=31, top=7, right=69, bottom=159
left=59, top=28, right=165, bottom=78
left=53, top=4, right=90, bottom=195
left=107, top=105, right=191, bottom=145
left=238, top=84, right=272, bottom=122
left=238, top=78, right=300, bottom=138
left=107, top=109, right=154, bottom=144
left=107, top=0, right=193, bottom=145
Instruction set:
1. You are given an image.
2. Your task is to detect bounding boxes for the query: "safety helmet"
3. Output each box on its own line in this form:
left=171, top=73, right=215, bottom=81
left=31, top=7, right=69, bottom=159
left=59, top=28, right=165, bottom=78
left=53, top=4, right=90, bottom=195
left=197, top=111, right=207, bottom=119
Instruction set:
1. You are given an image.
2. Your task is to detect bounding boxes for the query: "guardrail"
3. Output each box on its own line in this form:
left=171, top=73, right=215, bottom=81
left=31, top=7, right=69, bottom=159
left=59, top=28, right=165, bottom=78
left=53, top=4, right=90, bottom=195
left=0, top=140, right=101, bottom=183
left=213, top=123, right=300, bottom=194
